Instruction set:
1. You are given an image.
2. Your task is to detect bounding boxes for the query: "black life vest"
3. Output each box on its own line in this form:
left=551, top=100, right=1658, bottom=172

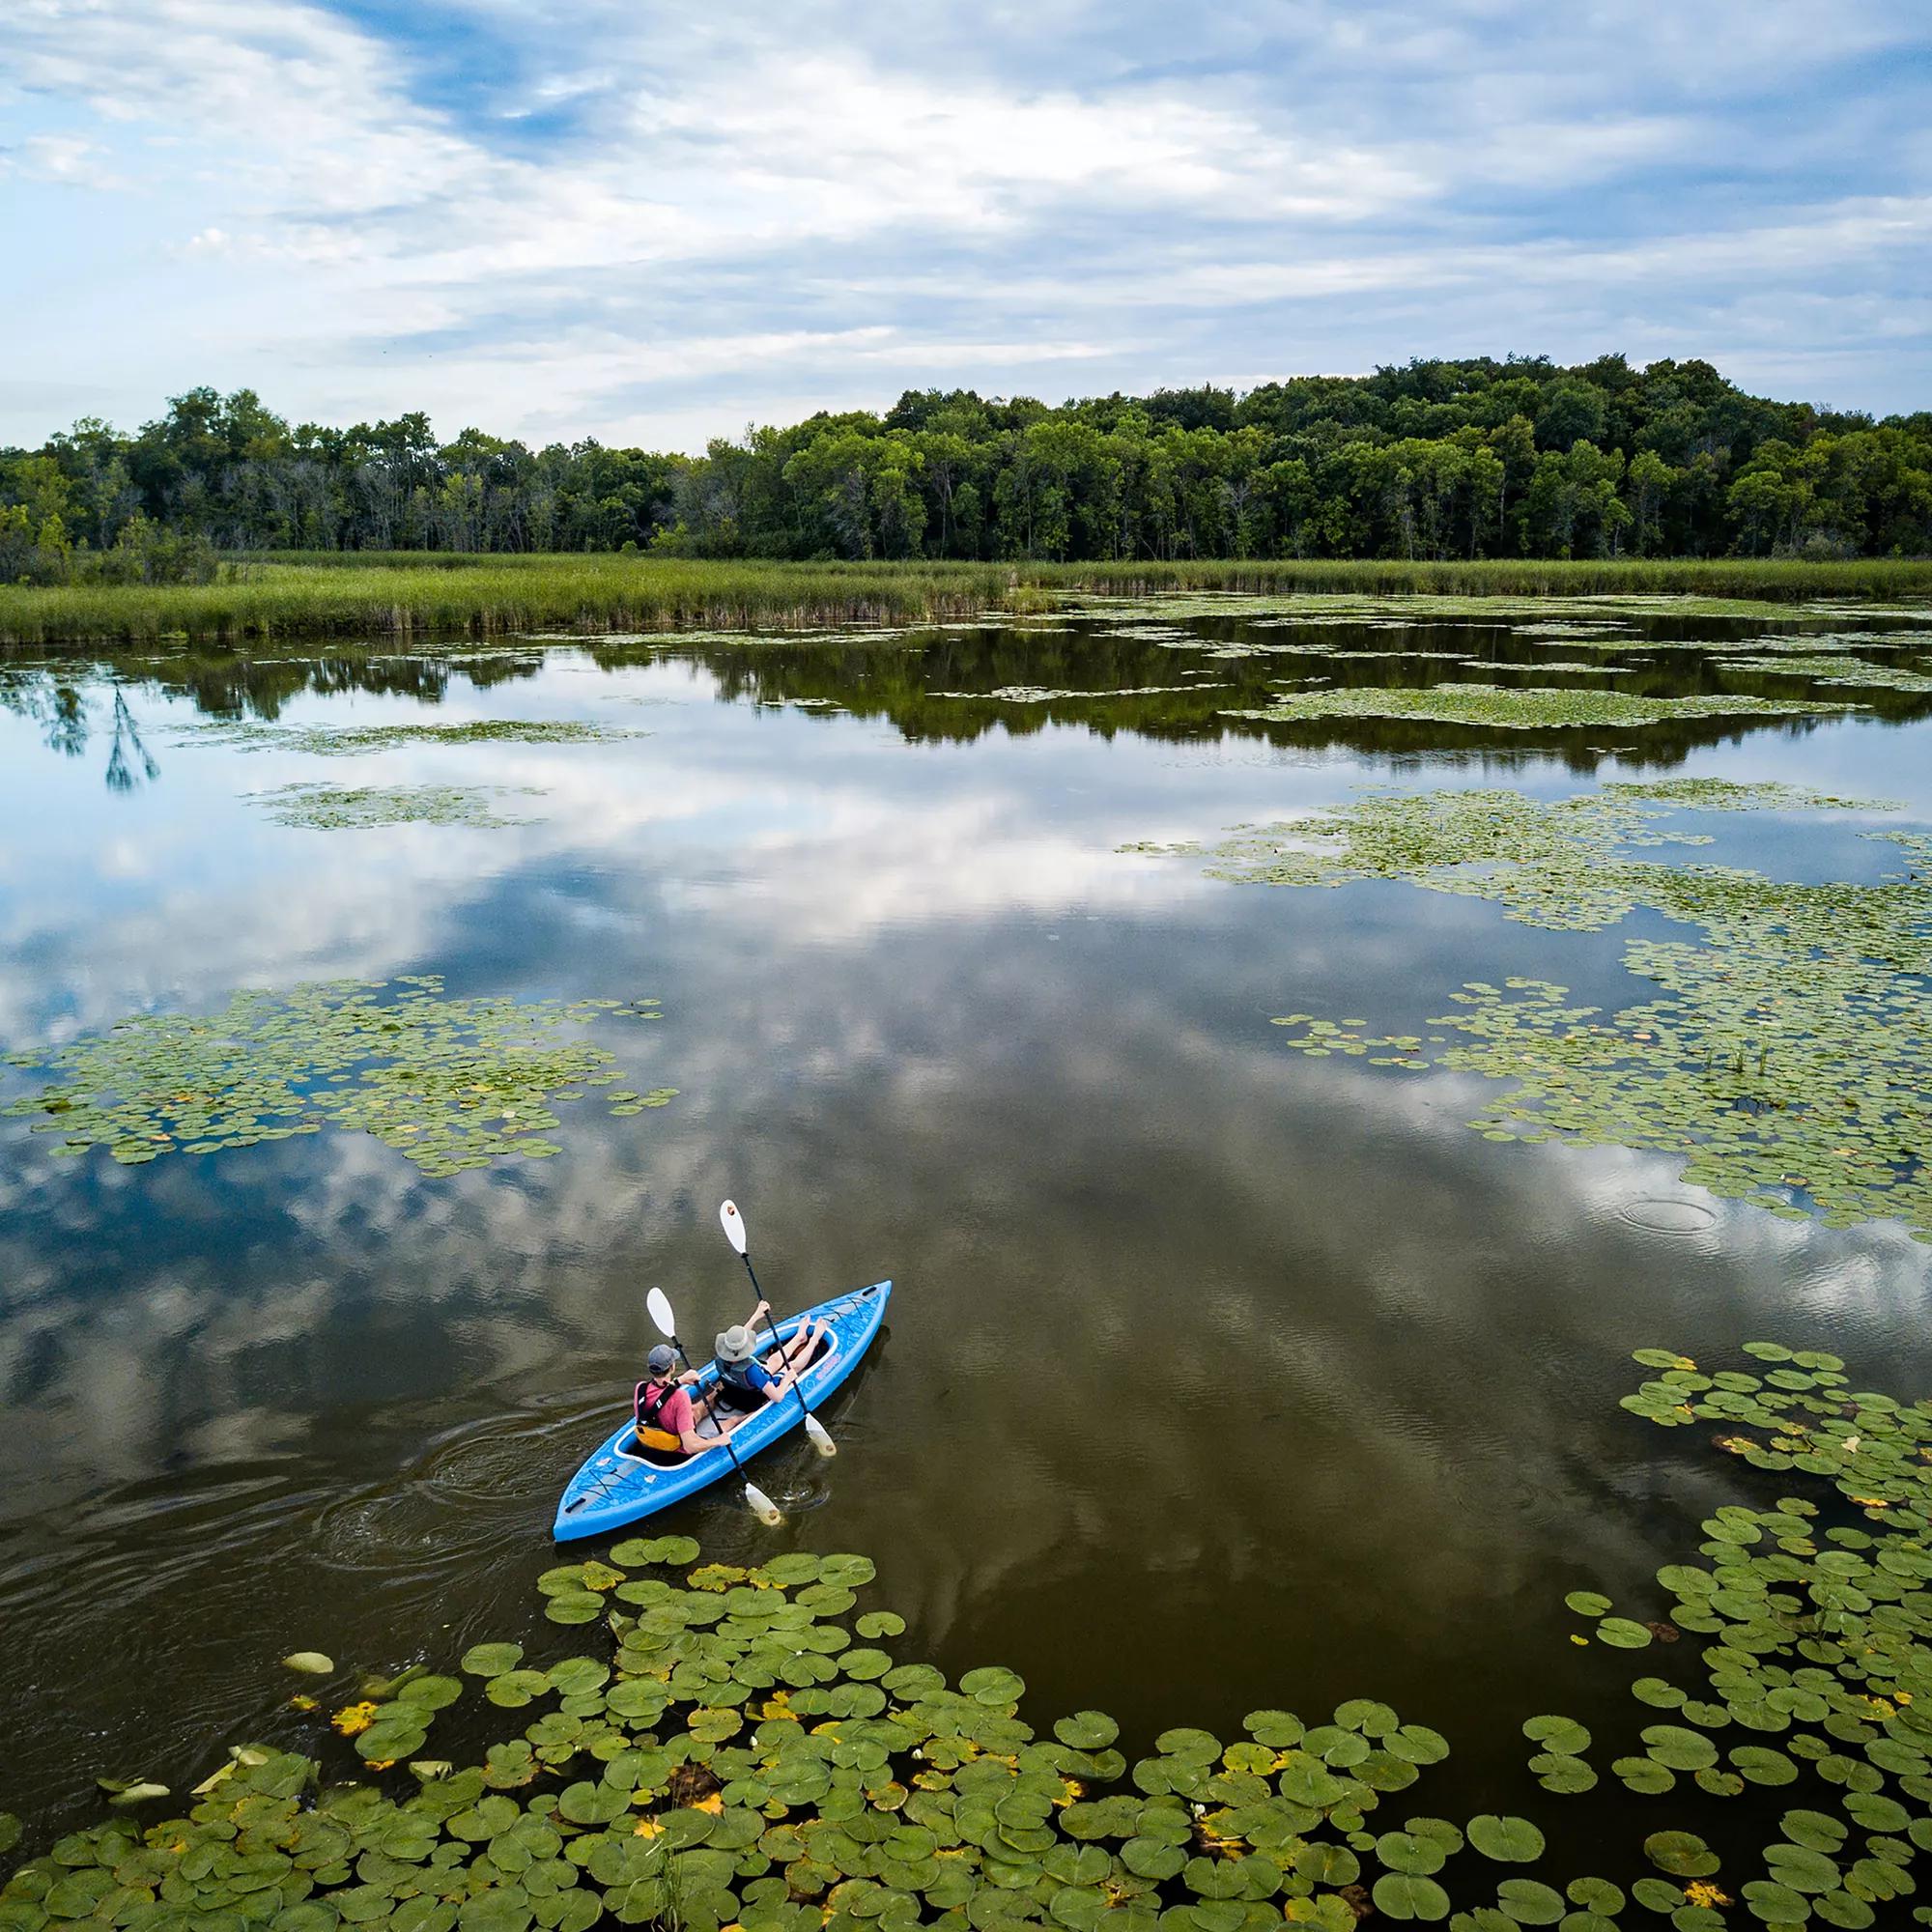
left=635, top=1378, right=677, bottom=1430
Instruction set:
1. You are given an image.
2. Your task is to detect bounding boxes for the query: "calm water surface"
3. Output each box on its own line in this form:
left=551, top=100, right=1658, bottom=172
left=3, top=599, right=1930, bottom=1850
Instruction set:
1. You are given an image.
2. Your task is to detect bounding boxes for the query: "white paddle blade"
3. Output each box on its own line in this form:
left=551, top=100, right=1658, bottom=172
left=719, top=1199, right=749, bottom=1256
left=646, top=1288, right=676, bottom=1339
left=745, top=1482, right=782, bottom=1527
left=804, top=1414, right=837, bottom=1460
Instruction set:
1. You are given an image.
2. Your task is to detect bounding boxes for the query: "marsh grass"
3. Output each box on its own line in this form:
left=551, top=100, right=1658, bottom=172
left=3, top=554, right=1929, bottom=646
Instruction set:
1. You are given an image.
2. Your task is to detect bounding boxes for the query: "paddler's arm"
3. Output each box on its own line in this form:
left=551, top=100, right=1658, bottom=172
left=679, top=1412, right=742, bottom=1454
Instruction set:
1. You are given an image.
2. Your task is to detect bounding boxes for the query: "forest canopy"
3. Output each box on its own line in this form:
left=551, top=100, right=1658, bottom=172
left=4, top=354, right=1928, bottom=585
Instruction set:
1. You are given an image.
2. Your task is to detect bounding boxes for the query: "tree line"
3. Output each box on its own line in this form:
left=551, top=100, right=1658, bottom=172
left=4, top=355, right=1927, bottom=584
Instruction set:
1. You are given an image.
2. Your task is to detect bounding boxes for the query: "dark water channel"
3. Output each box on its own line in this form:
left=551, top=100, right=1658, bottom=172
left=3, top=597, right=1930, bottom=1859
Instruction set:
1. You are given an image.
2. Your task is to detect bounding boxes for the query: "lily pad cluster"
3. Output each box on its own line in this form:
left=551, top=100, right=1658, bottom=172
left=1713, top=657, right=1932, bottom=696
left=246, top=786, right=544, bottom=831
left=184, top=721, right=639, bottom=754
left=1561, top=1341, right=1932, bottom=1927
left=1149, top=781, right=1932, bottom=1240
left=11, top=1344, right=1932, bottom=1932
left=0, top=1540, right=1631, bottom=1932
left=1221, top=684, right=1864, bottom=732
left=4, top=977, right=672, bottom=1177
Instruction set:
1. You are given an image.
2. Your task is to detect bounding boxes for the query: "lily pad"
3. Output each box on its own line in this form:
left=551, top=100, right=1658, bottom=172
left=1466, top=1816, right=1544, bottom=1863
left=462, top=1644, right=525, bottom=1678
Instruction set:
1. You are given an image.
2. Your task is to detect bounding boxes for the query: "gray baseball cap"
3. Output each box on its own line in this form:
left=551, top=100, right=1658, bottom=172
left=646, top=1343, right=677, bottom=1376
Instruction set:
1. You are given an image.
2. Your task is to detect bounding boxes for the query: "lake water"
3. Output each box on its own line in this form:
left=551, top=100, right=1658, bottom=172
left=3, top=595, right=1930, bottom=1854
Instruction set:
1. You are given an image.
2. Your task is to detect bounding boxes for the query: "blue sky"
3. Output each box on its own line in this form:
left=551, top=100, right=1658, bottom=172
left=2, top=0, right=1928, bottom=450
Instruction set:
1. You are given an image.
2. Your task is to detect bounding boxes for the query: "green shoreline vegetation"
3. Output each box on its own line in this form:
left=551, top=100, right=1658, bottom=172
left=4, top=557, right=1932, bottom=648
left=6, top=1342, right=1932, bottom=1932
left=7, top=357, right=1932, bottom=596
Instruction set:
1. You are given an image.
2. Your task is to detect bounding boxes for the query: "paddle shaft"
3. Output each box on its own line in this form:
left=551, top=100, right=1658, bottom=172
left=740, top=1252, right=816, bottom=1432
left=667, top=1332, right=753, bottom=1483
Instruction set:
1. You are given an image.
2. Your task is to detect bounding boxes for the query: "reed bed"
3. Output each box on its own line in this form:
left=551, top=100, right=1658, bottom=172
left=3, top=554, right=1927, bottom=646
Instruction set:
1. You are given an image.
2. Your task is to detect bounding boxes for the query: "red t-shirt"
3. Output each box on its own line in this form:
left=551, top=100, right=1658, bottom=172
left=639, top=1383, right=695, bottom=1438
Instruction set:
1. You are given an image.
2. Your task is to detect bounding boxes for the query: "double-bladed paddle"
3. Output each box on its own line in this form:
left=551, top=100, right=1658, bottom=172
left=719, top=1200, right=837, bottom=1460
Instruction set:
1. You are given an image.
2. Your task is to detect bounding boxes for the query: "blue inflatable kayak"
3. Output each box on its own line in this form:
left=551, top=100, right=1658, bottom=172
left=553, top=1280, right=892, bottom=1541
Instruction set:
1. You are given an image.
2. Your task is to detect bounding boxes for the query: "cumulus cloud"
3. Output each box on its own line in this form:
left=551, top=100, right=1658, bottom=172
left=0, top=0, right=1927, bottom=440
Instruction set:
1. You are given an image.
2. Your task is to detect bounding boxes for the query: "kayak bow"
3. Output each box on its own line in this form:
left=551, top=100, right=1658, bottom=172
left=553, top=1280, right=891, bottom=1541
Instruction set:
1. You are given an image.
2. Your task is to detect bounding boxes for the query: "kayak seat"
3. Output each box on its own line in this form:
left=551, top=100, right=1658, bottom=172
left=624, top=1429, right=689, bottom=1466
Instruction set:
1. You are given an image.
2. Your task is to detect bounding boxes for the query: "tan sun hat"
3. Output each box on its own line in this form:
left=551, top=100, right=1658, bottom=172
left=715, top=1323, right=757, bottom=1364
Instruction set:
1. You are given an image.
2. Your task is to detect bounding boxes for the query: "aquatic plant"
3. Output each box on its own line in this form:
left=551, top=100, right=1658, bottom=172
left=8, top=1341, right=1932, bottom=1931
left=181, top=720, right=639, bottom=753
left=1713, top=656, right=1932, bottom=694
left=6, top=558, right=1932, bottom=649
left=1145, top=782, right=1932, bottom=1238
left=3, top=978, right=672, bottom=1177
left=1222, top=683, right=1865, bottom=731
left=246, top=784, right=544, bottom=829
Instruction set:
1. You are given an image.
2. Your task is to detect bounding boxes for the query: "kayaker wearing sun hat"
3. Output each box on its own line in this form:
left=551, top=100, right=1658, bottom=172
left=635, top=1343, right=742, bottom=1458
left=713, top=1299, right=830, bottom=1411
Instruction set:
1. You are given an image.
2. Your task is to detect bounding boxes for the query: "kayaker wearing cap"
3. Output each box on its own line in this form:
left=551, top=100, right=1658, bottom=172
left=635, top=1344, right=742, bottom=1458
left=712, top=1300, right=831, bottom=1412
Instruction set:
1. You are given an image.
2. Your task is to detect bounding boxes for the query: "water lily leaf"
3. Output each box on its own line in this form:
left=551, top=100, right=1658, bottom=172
left=1632, top=1677, right=1686, bottom=1709
left=284, top=1653, right=336, bottom=1676
left=462, top=1644, right=525, bottom=1678
left=355, top=1717, right=427, bottom=1761
left=1764, top=1843, right=1840, bottom=1893
left=1334, top=1700, right=1398, bottom=1738
left=1641, top=1725, right=1716, bottom=1771
left=817, top=1555, right=876, bottom=1587
left=1493, top=1877, right=1566, bottom=1924
left=1122, top=1839, right=1185, bottom=1882
left=1566, top=1878, right=1623, bottom=1916
left=399, top=1675, right=464, bottom=1711
left=1563, top=1592, right=1612, bottom=1618
left=1293, top=1844, right=1359, bottom=1887
left=1154, top=1729, right=1221, bottom=1764
left=960, top=1668, right=1024, bottom=1707
left=1242, top=1711, right=1302, bottom=1748
left=1614, top=1756, right=1674, bottom=1794
left=1596, top=1618, right=1653, bottom=1649
left=1181, top=1857, right=1247, bottom=1900
left=1466, top=1816, right=1543, bottom=1863
left=545, top=1654, right=611, bottom=1700
left=627, top=1535, right=699, bottom=1566
left=1781, top=1810, right=1847, bottom=1852
left=1521, top=1716, right=1590, bottom=1756
left=1376, top=1833, right=1445, bottom=1876
left=486, top=1671, right=553, bottom=1709
left=1740, top=1879, right=1807, bottom=1922
left=1528, top=1753, right=1595, bottom=1794
left=1370, top=1873, right=1449, bottom=1921
left=1643, top=1832, right=1719, bottom=1878
left=1053, top=1713, right=1119, bottom=1750
left=1385, top=1725, right=1449, bottom=1766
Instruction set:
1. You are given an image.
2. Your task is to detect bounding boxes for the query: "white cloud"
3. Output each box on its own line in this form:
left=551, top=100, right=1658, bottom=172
left=0, top=0, right=1927, bottom=439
